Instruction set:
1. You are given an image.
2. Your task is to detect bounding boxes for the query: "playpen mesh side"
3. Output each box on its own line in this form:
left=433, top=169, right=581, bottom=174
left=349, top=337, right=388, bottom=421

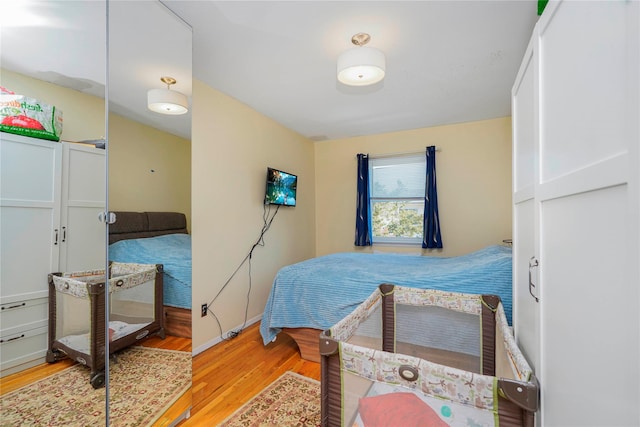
left=322, top=285, right=538, bottom=427
left=329, top=287, right=384, bottom=349
left=495, top=302, right=533, bottom=382
left=49, top=263, right=158, bottom=361
left=109, top=263, right=158, bottom=326
left=324, top=287, right=501, bottom=426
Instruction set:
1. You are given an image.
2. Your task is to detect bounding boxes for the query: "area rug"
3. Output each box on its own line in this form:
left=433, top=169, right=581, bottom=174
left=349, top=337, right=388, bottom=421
left=218, top=371, right=321, bottom=427
left=0, top=346, right=191, bottom=427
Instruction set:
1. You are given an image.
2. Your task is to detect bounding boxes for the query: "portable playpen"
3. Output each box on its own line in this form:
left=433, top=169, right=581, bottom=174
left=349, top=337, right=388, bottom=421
left=320, top=284, right=538, bottom=427
left=47, top=262, right=164, bottom=388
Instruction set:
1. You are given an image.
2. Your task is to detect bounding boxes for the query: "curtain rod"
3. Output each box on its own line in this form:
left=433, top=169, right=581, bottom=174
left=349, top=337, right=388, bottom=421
left=357, top=147, right=441, bottom=159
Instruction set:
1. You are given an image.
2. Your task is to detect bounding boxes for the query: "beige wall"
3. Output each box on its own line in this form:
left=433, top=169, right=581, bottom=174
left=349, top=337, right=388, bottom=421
left=315, top=117, right=512, bottom=257
left=191, top=79, right=316, bottom=352
left=2, top=70, right=192, bottom=228
left=108, top=115, right=191, bottom=229
left=1, top=69, right=105, bottom=142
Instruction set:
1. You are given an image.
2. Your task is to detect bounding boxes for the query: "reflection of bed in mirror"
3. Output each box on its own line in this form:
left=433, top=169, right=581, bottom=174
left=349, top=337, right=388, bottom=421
left=108, top=211, right=192, bottom=338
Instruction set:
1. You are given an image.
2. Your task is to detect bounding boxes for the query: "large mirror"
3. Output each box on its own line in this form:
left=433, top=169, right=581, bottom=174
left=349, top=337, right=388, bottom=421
left=107, top=0, right=193, bottom=423
left=0, top=0, right=108, bottom=421
left=0, top=1, right=192, bottom=424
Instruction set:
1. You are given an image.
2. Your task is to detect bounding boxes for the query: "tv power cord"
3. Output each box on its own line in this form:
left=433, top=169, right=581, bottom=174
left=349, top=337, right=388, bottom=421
left=204, top=203, right=280, bottom=341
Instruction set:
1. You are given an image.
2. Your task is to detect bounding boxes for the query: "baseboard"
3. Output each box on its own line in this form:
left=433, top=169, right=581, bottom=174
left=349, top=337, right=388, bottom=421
left=168, top=407, right=191, bottom=427
left=192, top=313, right=262, bottom=356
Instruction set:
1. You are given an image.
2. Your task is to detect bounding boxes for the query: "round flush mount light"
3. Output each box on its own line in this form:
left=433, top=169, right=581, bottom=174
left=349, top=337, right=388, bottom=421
left=337, top=33, right=386, bottom=86
left=147, top=76, right=188, bottom=115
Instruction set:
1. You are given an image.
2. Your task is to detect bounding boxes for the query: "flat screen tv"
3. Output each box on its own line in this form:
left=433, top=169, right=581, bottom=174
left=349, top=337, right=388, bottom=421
left=265, top=167, right=297, bottom=207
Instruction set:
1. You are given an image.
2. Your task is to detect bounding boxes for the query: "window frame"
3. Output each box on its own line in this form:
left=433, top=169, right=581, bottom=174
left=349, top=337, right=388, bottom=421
left=368, top=154, right=426, bottom=245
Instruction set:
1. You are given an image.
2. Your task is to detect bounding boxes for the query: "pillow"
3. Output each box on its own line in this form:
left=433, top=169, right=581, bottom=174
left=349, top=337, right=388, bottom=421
left=358, top=392, right=448, bottom=427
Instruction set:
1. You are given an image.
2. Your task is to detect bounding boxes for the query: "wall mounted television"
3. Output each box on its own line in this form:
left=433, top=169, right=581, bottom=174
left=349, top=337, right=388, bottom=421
left=265, top=167, right=297, bottom=207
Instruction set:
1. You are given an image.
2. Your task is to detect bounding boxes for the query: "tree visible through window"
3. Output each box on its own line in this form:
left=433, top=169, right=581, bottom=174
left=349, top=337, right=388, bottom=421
left=369, top=154, right=426, bottom=244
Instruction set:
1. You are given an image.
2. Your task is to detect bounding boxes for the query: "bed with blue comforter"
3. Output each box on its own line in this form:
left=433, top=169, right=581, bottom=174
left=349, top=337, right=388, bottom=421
left=260, top=245, right=512, bottom=350
left=107, top=211, right=192, bottom=338
left=109, top=233, right=192, bottom=310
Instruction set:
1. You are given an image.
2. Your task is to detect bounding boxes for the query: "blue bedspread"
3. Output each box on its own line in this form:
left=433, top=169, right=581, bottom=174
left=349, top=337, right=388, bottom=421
left=109, top=234, right=192, bottom=310
left=260, top=245, right=512, bottom=345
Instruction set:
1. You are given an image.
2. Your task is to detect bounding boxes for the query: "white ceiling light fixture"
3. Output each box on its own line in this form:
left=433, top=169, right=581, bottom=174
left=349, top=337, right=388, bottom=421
left=147, top=76, right=188, bottom=115
left=337, top=32, right=386, bottom=86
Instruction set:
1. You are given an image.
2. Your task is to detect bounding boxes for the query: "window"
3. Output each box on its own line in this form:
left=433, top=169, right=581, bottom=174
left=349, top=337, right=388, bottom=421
left=369, top=154, right=426, bottom=244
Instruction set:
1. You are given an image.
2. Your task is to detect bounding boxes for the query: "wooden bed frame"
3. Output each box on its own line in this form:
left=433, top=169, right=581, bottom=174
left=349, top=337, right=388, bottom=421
left=282, top=327, right=323, bottom=363
left=109, top=211, right=191, bottom=339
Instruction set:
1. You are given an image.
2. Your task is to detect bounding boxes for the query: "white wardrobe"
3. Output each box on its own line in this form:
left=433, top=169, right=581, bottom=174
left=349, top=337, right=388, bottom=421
left=0, top=133, right=105, bottom=376
left=512, top=1, right=639, bottom=425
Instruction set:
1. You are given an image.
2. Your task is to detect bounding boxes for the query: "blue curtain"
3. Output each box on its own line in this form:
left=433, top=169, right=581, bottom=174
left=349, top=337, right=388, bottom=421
left=422, top=146, right=443, bottom=249
left=354, top=153, right=372, bottom=246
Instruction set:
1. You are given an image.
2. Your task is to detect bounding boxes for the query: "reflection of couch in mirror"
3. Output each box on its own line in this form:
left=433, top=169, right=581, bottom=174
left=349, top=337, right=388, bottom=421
left=108, top=211, right=192, bottom=338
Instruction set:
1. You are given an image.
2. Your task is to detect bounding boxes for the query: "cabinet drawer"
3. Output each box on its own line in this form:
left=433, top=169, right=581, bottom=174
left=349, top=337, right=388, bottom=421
left=0, top=297, right=48, bottom=331
left=0, top=325, right=48, bottom=373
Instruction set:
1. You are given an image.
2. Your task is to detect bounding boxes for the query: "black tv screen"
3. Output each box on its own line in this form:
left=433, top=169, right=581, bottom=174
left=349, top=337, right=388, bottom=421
left=265, top=167, right=297, bottom=206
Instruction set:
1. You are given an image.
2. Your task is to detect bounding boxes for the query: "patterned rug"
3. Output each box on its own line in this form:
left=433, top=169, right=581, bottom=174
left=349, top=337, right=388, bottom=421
left=218, top=371, right=321, bottom=427
left=0, top=346, right=191, bottom=427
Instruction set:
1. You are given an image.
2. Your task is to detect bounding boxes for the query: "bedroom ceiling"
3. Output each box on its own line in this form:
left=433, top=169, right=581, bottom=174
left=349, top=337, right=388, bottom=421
left=0, top=1, right=539, bottom=142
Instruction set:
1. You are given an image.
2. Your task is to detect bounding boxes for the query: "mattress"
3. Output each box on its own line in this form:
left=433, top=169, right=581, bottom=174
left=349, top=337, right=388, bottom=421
left=353, top=383, right=495, bottom=427
left=260, top=245, right=512, bottom=345
left=57, top=321, right=150, bottom=355
left=108, top=234, right=192, bottom=309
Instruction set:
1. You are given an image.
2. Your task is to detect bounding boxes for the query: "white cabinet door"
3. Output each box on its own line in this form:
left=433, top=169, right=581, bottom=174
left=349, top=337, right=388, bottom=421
left=0, top=135, right=62, bottom=302
left=513, top=1, right=640, bottom=425
left=0, top=134, right=62, bottom=375
left=59, top=143, right=106, bottom=272
left=512, top=33, right=540, bottom=376
left=537, top=2, right=639, bottom=424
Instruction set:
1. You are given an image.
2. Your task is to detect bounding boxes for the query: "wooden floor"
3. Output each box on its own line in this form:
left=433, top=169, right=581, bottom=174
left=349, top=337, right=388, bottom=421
left=182, top=321, right=320, bottom=425
left=0, top=323, right=319, bottom=426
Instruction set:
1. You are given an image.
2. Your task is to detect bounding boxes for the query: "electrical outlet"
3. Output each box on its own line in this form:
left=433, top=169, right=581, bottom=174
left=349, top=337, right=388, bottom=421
left=201, top=303, right=207, bottom=317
